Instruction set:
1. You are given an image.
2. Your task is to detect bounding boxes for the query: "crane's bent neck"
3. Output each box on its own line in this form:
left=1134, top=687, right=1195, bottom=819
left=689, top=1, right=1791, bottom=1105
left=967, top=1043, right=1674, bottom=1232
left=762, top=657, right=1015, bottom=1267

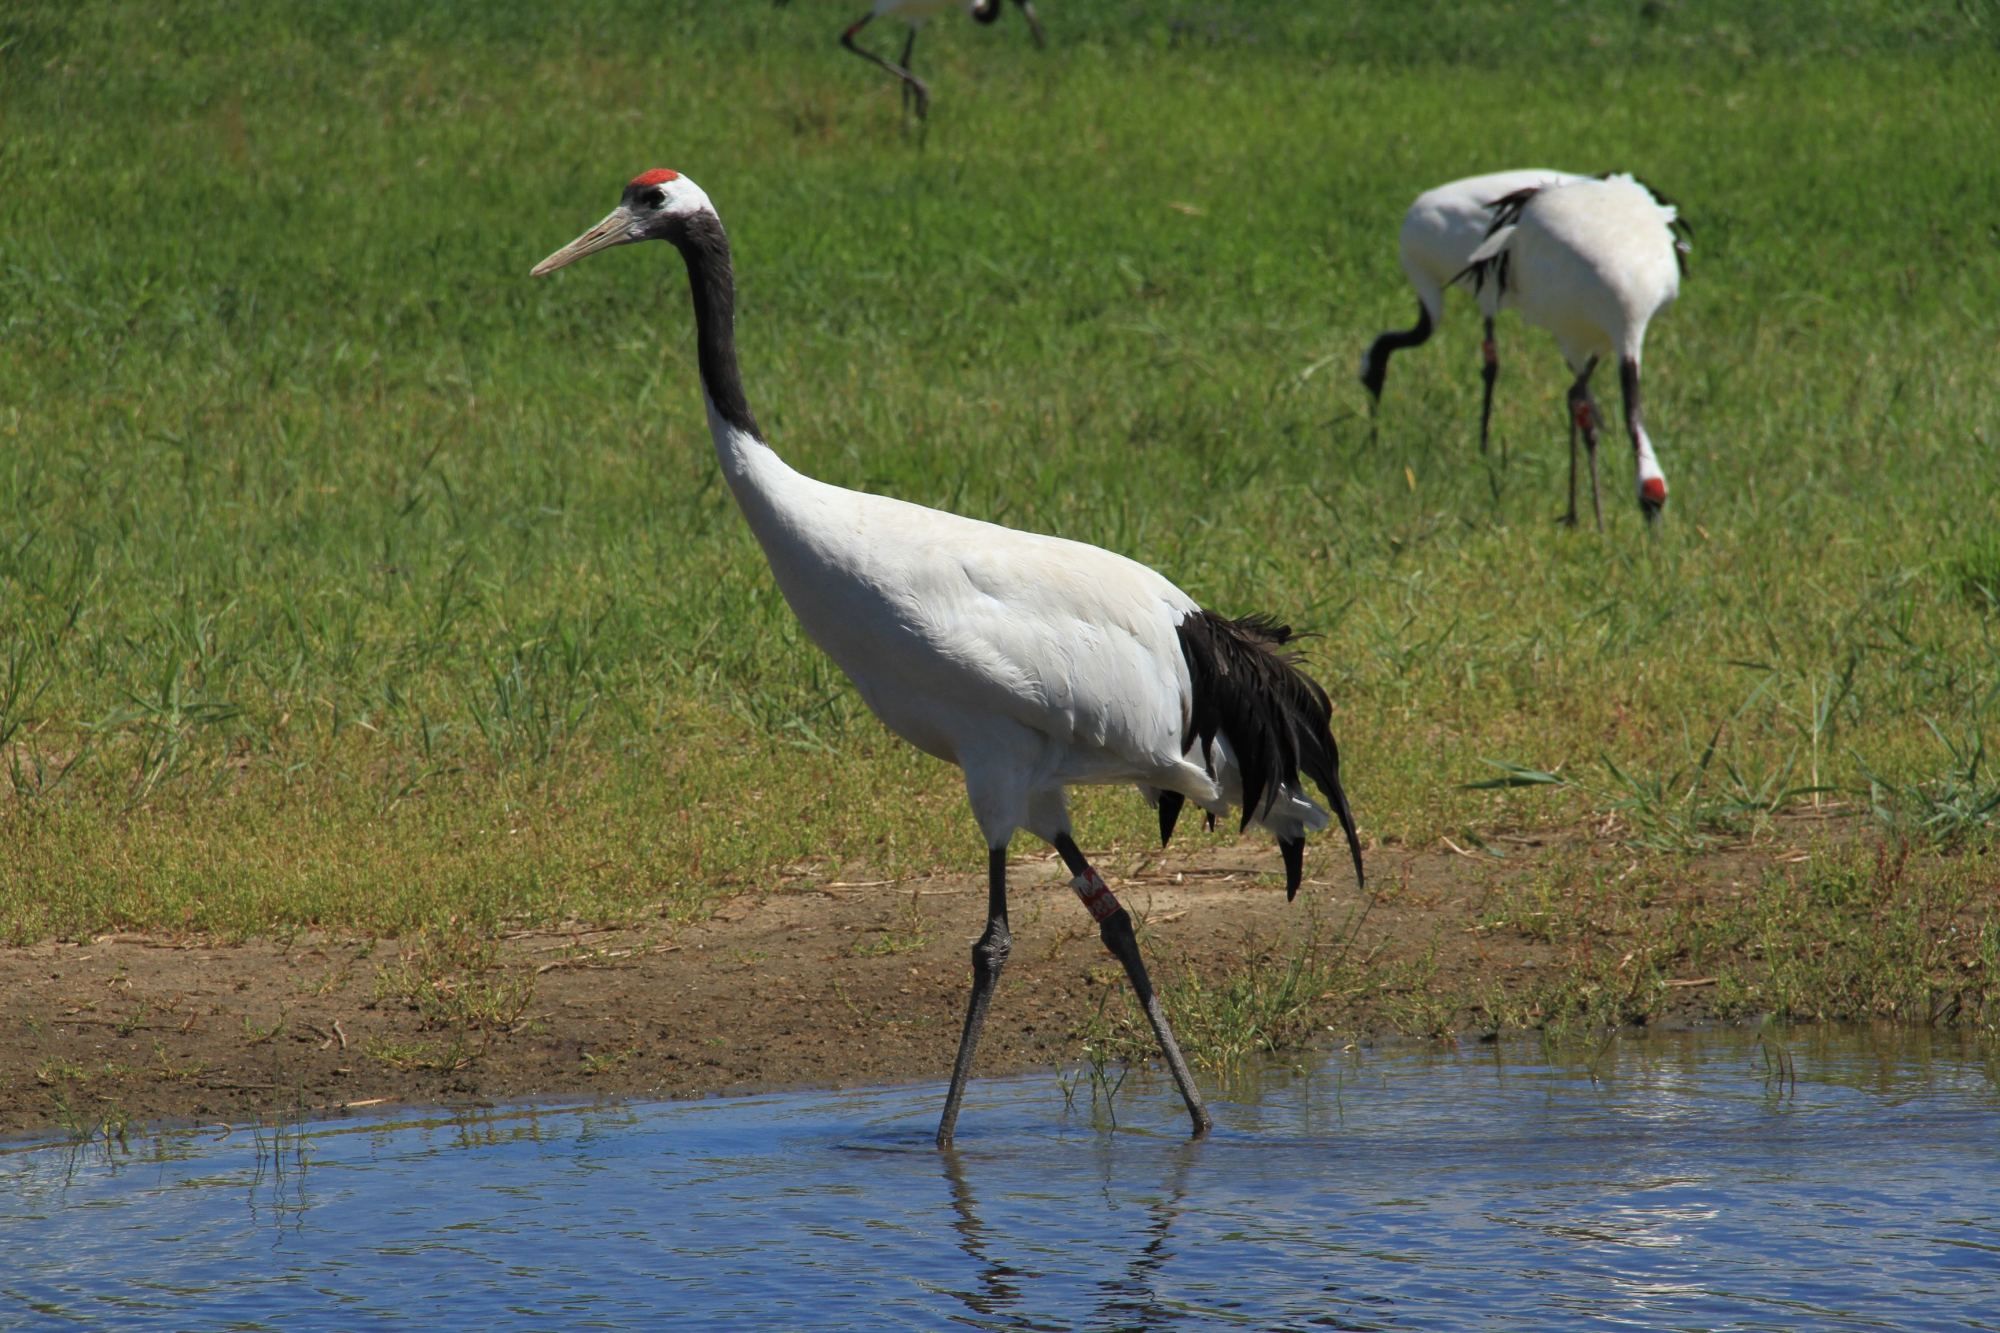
left=671, top=212, right=766, bottom=479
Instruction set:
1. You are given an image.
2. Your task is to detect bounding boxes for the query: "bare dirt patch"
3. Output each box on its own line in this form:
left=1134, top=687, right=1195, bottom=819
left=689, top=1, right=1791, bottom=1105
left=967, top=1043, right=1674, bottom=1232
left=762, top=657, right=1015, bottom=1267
left=0, top=833, right=1841, bottom=1138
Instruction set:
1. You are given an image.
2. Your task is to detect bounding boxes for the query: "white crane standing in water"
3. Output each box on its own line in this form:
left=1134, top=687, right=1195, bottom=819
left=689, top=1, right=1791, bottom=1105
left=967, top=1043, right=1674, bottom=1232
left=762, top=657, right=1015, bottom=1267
left=1359, top=168, right=1583, bottom=455
left=533, top=169, right=1363, bottom=1148
left=779, top=0, right=1046, bottom=119
left=1459, top=173, right=1691, bottom=529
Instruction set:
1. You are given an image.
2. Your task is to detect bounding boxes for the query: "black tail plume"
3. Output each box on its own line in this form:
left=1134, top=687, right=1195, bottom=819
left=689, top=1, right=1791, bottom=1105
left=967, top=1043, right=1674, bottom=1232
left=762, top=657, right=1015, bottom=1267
left=1176, top=610, right=1364, bottom=889
left=1157, top=789, right=1185, bottom=848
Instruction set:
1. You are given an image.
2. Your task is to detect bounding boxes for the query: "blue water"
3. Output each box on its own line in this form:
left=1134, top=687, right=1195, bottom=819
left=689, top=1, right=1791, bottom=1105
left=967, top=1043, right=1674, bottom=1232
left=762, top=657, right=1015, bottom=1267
left=4, top=1027, right=1997, bottom=1330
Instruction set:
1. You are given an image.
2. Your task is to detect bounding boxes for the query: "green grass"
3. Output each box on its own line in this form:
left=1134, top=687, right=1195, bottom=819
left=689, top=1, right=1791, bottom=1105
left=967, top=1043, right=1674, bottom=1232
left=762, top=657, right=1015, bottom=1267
left=1473, top=838, right=2000, bottom=1037
left=3, top=1, right=1998, bottom=941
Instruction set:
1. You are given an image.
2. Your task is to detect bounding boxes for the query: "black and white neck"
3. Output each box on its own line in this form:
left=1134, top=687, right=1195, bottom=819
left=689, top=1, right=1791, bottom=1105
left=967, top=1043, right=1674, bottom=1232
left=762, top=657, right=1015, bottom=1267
left=668, top=210, right=762, bottom=446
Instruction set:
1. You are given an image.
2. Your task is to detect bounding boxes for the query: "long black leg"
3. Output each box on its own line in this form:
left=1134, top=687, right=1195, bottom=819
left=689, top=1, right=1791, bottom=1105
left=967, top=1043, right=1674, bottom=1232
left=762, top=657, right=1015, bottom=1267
left=937, top=846, right=1012, bottom=1149
left=840, top=14, right=932, bottom=118
left=1564, top=394, right=1580, bottom=527
left=898, top=26, right=919, bottom=114
left=1016, top=0, right=1047, bottom=48
left=1584, top=401, right=1604, bottom=532
left=1053, top=833, right=1213, bottom=1138
left=1479, top=316, right=1501, bottom=459
left=1565, top=357, right=1602, bottom=530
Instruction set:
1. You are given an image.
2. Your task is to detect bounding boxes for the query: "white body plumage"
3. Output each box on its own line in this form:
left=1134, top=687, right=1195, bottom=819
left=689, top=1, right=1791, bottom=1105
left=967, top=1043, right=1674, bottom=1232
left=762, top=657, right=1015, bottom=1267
left=708, top=398, right=1323, bottom=848
left=1467, top=173, right=1683, bottom=378
left=1360, top=169, right=1583, bottom=451
left=1461, top=172, right=1689, bottom=524
left=1398, top=169, right=1584, bottom=335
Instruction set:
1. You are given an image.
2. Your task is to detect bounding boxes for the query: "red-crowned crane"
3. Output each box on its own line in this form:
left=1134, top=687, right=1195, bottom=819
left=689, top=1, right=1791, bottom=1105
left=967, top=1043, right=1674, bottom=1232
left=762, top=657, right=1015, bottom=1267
left=780, top=0, right=1046, bottom=120
left=533, top=170, right=1362, bottom=1148
left=1359, top=169, right=1583, bottom=454
left=1459, top=173, right=1691, bottom=529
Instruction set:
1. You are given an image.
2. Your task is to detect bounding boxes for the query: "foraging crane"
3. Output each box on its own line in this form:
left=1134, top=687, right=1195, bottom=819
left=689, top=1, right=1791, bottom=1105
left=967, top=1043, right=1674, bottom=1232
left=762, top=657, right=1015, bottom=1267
left=780, top=0, right=1046, bottom=120
left=1359, top=169, right=1583, bottom=455
left=1458, top=173, right=1691, bottom=529
left=534, top=170, right=1362, bottom=1148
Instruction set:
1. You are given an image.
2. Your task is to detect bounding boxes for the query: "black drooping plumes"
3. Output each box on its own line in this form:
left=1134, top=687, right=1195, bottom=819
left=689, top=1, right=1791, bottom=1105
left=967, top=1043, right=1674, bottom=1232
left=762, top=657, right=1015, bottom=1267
left=1173, top=610, right=1364, bottom=897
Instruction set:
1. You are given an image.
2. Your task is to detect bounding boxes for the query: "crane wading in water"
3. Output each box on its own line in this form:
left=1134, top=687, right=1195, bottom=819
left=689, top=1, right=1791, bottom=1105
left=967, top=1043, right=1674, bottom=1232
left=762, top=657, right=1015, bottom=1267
left=1458, top=173, right=1692, bottom=529
left=1359, top=168, right=1584, bottom=456
left=532, top=170, right=1363, bottom=1148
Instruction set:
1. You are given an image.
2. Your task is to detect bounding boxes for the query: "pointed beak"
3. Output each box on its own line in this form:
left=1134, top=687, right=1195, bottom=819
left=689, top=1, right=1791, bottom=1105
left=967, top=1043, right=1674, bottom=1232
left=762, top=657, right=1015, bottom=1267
left=531, top=207, right=639, bottom=277
left=1015, top=0, right=1046, bottom=47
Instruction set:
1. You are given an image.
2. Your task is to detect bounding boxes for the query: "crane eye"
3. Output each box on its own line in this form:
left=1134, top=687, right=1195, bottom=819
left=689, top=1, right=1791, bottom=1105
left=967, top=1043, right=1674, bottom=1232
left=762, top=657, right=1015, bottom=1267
left=641, top=187, right=666, bottom=210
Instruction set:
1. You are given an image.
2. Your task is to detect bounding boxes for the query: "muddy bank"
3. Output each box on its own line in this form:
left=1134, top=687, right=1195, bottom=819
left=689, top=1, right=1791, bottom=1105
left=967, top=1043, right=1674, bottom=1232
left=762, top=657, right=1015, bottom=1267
left=0, top=835, right=1837, bottom=1138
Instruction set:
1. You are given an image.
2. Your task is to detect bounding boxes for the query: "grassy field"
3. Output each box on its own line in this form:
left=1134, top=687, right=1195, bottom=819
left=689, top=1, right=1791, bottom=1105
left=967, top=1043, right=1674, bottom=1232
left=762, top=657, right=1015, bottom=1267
left=3, top=1, right=1997, bottom=957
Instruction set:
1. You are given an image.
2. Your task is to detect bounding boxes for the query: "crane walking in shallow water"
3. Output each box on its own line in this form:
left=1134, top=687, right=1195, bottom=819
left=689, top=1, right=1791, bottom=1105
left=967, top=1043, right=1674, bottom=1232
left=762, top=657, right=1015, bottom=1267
left=533, top=170, right=1362, bottom=1148
left=1359, top=168, right=1583, bottom=455
left=1459, top=173, right=1691, bottom=529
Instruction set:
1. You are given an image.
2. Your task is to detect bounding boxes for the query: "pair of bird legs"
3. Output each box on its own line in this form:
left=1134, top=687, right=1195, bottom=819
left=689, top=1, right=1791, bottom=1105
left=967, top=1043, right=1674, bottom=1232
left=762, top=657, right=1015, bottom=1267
left=936, top=835, right=1213, bottom=1149
left=1467, top=335, right=1649, bottom=533
left=842, top=15, right=936, bottom=119
left=1562, top=354, right=1649, bottom=531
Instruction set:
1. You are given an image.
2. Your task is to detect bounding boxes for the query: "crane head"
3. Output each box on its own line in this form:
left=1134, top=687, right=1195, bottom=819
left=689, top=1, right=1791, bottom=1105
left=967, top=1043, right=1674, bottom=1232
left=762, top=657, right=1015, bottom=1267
left=531, top=170, right=715, bottom=277
left=971, top=0, right=1046, bottom=45
left=1639, top=475, right=1666, bottom=524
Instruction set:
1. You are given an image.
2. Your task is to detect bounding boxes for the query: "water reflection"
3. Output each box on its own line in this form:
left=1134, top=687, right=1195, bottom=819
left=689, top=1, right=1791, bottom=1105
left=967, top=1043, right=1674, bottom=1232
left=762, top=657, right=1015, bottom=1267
left=940, top=1138, right=1201, bottom=1328
left=2, top=1027, right=1997, bottom=1330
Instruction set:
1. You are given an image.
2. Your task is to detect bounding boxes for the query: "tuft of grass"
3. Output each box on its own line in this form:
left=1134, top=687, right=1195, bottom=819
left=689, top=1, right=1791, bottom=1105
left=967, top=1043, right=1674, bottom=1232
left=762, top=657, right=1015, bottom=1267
left=1460, top=840, right=1999, bottom=1036
left=362, top=1038, right=476, bottom=1074
left=851, top=889, right=931, bottom=957
left=1942, top=529, right=2000, bottom=611
left=1078, top=903, right=1374, bottom=1084
left=1859, top=720, right=2000, bottom=846
left=372, top=922, right=535, bottom=1034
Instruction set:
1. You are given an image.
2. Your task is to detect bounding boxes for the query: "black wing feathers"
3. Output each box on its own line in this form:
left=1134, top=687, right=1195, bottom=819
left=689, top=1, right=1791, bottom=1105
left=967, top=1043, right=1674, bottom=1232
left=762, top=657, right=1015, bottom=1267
left=1454, top=184, right=1541, bottom=300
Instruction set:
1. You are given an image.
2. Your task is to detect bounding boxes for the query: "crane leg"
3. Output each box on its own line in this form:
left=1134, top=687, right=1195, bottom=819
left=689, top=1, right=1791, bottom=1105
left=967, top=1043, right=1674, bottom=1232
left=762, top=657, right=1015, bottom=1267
left=1563, top=398, right=1580, bottom=528
left=898, top=27, right=919, bottom=115
left=1016, top=0, right=1047, bottom=48
left=1479, top=317, right=1500, bottom=459
left=1585, top=399, right=1604, bottom=532
left=937, top=847, right=1012, bottom=1149
left=1566, top=359, right=1602, bottom=530
left=841, top=15, right=932, bottom=120
left=1054, top=834, right=1213, bottom=1139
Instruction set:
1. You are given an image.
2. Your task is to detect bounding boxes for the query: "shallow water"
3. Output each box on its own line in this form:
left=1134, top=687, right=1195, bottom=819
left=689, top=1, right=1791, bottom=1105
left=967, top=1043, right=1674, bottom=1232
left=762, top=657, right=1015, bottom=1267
left=4, top=1027, right=1998, bottom=1330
